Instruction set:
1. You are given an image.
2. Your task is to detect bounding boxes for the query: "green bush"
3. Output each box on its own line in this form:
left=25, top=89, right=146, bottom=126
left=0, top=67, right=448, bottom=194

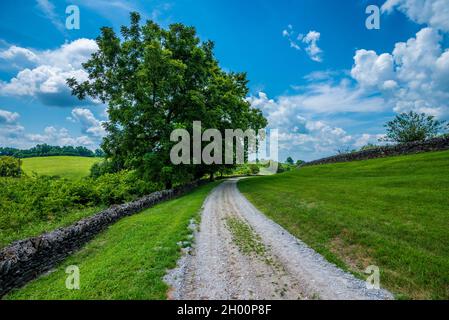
left=382, top=111, right=447, bottom=143
left=277, top=163, right=296, bottom=174
left=0, top=170, right=163, bottom=247
left=248, top=164, right=260, bottom=175
left=93, top=171, right=161, bottom=205
left=233, top=164, right=251, bottom=175
left=90, top=160, right=120, bottom=178
left=0, top=156, right=22, bottom=177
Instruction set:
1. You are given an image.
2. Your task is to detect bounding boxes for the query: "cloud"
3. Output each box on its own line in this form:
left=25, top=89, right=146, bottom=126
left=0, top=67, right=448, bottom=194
left=0, top=109, right=20, bottom=124
left=300, top=31, right=323, bottom=62
left=0, top=39, right=98, bottom=107
left=1, top=125, right=96, bottom=149
left=0, top=124, right=25, bottom=143
left=247, top=89, right=386, bottom=161
left=303, top=70, right=339, bottom=82
left=0, top=46, right=39, bottom=69
left=0, top=109, right=26, bottom=146
left=382, top=0, right=449, bottom=32
left=0, top=108, right=23, bottom=146
left=36, top=0, right=65, bottom=32
left=282, top=81, right=387, bottom=115
left=354, top=133, right=386, bottom=148
left=248, top=85, right=386, bottom=130
left=86, top=0, right=137, bottom=11
left=0, top=109, right=99, bottom=149
left=282, top=25, right=301, bottom=50
left=282, top=25, right=323, bottom=62
left=69, top=108, right=106, bottom=138
left=351, top=27, right=449, bottom=117
left=25, top=126, right=95, bottom=148
left=351, top=50, right=395, bottom=88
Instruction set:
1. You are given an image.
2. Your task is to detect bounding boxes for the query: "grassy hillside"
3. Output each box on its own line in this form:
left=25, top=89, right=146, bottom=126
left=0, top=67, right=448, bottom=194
left=21, top=156, right=101, bottom=179
left=238, top=150, right=449, bottom=299
left=5, top=182, right=219, bottom=300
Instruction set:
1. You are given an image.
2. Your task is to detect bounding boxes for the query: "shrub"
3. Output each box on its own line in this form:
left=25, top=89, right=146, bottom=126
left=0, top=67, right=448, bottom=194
left=0, top=170, right=163, bottom=246
left=0, top=156, right=22, bottom=177
left=249, top=164, right=260, bottom=175
left=277, top=163, right=296, bottom=174
left=232, top=164, right=251, bottom=175
left=382, top=111, right=447, bottom=143
left=90, top=160, right=120, bottom=178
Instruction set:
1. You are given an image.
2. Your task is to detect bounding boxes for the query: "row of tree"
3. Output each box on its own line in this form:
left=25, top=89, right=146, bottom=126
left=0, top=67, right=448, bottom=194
left=0, top=144, right=105, bottom=158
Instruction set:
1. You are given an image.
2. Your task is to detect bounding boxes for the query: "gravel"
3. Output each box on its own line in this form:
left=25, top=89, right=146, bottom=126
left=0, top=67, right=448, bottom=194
left=165, top=178, right=393, bottom=300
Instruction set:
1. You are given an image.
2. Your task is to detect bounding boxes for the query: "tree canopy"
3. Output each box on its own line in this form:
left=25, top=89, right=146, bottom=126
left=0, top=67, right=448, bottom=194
left=68, top=13, right=267, bottom=187
left=381, top=111, right=447, bottom=143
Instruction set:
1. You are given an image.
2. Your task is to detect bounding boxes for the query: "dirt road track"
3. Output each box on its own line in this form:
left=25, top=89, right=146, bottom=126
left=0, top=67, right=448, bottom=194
left=165, top=179, right=392, bottom=300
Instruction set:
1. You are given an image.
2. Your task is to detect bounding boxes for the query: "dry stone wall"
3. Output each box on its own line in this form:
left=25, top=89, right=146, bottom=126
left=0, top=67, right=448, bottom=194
left=303, top=136, right=449, bottom=167
left=0, top=181, right=203, bottom=297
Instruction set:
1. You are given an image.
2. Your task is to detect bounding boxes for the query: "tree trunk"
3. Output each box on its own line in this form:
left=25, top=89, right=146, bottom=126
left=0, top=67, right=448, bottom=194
left=165, top=180, right=172, bottom=190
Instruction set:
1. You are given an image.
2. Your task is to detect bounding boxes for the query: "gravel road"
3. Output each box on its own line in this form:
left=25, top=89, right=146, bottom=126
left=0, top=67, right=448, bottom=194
left=165, top=178, right=392, bottom=300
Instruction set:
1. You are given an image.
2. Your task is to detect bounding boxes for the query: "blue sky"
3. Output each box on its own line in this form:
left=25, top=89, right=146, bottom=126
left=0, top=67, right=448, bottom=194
left=1, top=0, right=448, bottom=161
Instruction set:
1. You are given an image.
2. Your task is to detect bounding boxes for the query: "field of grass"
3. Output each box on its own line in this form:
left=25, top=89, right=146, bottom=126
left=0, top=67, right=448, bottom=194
left=0, top=204, right=105, bottom=249
left=21, top=156, right=101, bottom=179
left=5, top=182, right=219, bottom=300
left=238, top=150, right=449, bottom=300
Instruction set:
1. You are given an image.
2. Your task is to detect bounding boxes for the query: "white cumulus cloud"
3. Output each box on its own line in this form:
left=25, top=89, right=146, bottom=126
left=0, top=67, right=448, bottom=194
left=382, top=0, right=449, bottom=32
left=69, top=108, right=106, bottom=138
left=0, top=109, right=20, bottom=124
left=351, top=27, right=449, bottom=117
left=300, top=31, right=323, bottom=62
left=0, top=108, right=99, bottom=149
left=0, top=46, right=39, bottom=69
left=0, top=38, right=98, bottom=107
left=247, top=89, right=386, bottom=161
left=25, top=126, right=95, bottom=148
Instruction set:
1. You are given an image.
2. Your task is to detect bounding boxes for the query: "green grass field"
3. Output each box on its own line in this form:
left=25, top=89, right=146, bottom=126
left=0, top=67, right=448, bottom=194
left=5, top=182, right=219, bottom=300
left=238, top=151, right=449, bottom=300
left=21, top=156, right=101, bottom=179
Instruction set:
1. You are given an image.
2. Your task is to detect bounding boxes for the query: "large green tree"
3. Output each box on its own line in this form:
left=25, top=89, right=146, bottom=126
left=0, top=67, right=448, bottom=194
left=68, top=13, right=266, bottom=187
